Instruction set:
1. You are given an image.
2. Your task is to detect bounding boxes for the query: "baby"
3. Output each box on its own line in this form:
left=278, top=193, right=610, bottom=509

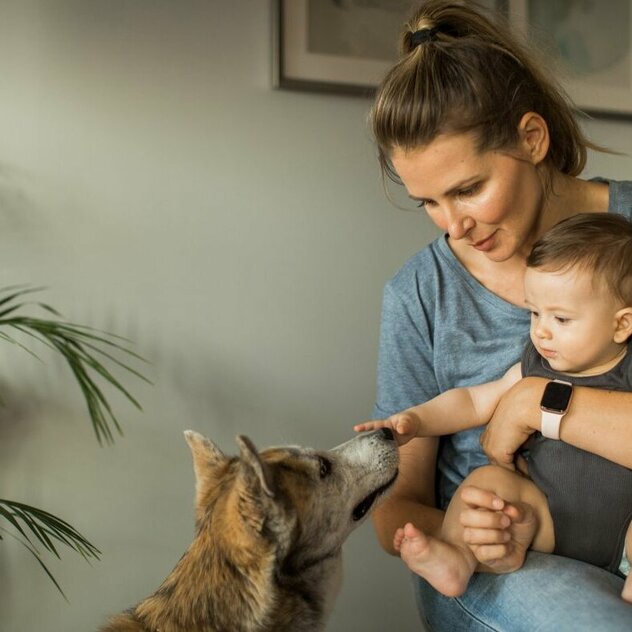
left=357, top=213, right=632, bottom=601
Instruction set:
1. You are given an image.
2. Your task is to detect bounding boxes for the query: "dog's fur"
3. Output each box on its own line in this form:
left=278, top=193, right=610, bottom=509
left=100, top=429, right=398, bottom=632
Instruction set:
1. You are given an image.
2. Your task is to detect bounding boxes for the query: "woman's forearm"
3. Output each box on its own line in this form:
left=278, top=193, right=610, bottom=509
left=484, top=377, right=632, bottom=469
left=372, top=496, right=444, bottom=555
left=371, top=436, right=442, bottom=554
left=560, top=385, right=632, bottom=468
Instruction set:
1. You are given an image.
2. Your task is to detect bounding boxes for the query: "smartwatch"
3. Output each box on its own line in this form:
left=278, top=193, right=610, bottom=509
left=540, top=379, right=573, bottom=440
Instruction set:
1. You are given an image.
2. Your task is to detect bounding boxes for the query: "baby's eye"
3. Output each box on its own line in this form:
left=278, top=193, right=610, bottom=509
left=555, top=316, right=570, bottom=324
left=530, top=310, right=539, bottom=318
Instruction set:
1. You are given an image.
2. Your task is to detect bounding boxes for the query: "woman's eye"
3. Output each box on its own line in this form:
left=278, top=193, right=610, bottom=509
left=416, top=199, right=434, bottom=209
left=318, top=457, right=332, bottom=479
left=458, top=183, right=480, bottom=197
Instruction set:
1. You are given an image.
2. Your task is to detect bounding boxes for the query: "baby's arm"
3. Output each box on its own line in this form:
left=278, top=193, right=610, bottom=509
left=355, top=363, right=522, bottom=445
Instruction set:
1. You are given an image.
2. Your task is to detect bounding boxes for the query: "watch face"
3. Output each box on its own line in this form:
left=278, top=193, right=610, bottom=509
left=541, top=381, right=573, bottom=413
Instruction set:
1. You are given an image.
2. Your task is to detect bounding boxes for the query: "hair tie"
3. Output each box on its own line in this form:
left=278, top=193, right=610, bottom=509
left=410, top=26, right=440, bottom=47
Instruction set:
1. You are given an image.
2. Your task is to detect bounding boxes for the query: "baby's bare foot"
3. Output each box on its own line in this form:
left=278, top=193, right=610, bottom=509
left=395, top=523, right=476, bottom=598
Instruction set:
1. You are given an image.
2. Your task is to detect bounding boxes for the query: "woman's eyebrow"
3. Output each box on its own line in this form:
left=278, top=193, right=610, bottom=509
left=408, top=176, right=481, bottom=202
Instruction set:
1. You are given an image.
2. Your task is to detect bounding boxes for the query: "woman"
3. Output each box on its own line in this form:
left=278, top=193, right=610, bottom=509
left=369, top=1, right=632, bottom=629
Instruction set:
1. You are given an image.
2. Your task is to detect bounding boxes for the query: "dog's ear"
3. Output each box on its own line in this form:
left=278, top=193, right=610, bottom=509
left=184, top=430, right=227, bottom=503
left=234, top=435, right=278, bottom=534
left=236, top=435, right=275, bottom=498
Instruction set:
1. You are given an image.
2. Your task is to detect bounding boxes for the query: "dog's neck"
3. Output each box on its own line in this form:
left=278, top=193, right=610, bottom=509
left=132, top=521, right=278, bottom=631
left=129, top=526, right=341, bottom=632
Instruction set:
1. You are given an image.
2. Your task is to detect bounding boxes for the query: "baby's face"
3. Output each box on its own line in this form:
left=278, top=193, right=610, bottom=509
left=524, top=266, right=626, bottom=376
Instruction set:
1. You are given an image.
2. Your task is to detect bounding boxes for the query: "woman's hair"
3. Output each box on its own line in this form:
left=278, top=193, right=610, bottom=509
left=371, top=0, right=599, bottom=185
left=527, top=213, right=632, bottom=305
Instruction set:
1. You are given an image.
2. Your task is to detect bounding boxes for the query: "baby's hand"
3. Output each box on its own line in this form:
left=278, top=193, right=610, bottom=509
left=354, top=413, right=420, bottom=445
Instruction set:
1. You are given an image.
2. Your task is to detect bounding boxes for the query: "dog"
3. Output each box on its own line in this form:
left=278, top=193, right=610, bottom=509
left=100, top=428, right=398, bottom=632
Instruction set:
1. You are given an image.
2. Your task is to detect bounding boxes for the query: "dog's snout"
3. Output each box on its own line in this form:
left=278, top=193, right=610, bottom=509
left=379, top=427, right=394, bottom=441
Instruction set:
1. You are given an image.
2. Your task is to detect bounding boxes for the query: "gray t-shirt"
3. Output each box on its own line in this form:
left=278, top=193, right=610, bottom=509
left=373, top=179, right=632, bottom=507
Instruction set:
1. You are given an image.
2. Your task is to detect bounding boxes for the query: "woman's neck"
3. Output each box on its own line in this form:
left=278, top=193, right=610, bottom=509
left=539, top=172, right=610, bottom=233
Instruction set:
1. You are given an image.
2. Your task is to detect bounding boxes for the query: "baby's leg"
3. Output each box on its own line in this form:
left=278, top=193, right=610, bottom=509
left=622, top=523, right=632, bottom=603
left=395, top=464, right=553, bottom=598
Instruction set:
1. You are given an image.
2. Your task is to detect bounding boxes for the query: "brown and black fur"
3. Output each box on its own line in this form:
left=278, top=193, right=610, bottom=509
left=101, top=429, right=398, bottom=632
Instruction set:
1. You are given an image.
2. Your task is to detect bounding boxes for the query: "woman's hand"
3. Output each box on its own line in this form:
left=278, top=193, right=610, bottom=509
left=459, top=485, right=538, bottom=574
left=480, top=377, right=545, bottom=469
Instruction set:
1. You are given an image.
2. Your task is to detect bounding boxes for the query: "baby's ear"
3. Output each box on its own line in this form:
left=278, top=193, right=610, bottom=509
left=613, top=307, right=632, bottom=343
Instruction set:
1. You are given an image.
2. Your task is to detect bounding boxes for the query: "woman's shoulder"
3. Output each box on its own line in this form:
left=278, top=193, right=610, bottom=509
left=384, top=235, right=454, bottom=304
left=387, top=234, right=452, bottom=287
left=592, top=178, right=632, bottom=218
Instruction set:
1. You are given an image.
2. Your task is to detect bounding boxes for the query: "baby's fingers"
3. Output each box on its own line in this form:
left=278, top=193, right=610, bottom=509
left=353, top=420, right=385, bottom=433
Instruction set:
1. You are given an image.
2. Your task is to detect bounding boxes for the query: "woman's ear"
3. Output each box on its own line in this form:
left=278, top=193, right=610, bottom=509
left=517, top=112, right=550, bottom=166
left=613, top=307, right=632, bottom=343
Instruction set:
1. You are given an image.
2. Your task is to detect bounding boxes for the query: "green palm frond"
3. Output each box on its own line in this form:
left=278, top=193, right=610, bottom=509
left=0, top=285, right=151, bottom=444
left=0, top=498, right=101, bottom=600
left=0, top=286, right=151, bottom=596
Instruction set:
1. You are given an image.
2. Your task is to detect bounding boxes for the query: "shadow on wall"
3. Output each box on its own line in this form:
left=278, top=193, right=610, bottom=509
left=0, top=162, right=46, bottom=235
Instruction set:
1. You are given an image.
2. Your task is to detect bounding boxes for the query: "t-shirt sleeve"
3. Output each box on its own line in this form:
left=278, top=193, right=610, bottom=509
left=372, top=281, right=440, bottom=418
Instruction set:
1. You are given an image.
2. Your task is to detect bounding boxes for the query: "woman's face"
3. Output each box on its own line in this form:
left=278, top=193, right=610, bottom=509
left=390, top=132, right=545, bottom=262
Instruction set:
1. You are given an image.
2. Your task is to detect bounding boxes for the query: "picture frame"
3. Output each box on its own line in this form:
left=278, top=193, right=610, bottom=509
left=272, top=0, right=407, bottom=96
left=273, top=0, right=632, bottom=117
left=271, top=1, right=506, bottom=96
left=506, top=0, right=632, bottom=118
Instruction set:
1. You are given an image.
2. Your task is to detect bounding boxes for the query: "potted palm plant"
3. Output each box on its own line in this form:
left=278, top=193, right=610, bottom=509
left=0, top=285, right=148, bottom=598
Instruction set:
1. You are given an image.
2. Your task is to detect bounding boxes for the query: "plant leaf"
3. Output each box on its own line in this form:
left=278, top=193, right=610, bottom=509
left=0, top=286, right=150, bottom=444
left=0, top=499, right=101, bottom=599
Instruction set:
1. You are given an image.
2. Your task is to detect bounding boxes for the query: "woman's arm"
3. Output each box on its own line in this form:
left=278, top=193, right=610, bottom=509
left=481, top=377, right=632, bottom=469
left=372, top=435, right=443, bottom=554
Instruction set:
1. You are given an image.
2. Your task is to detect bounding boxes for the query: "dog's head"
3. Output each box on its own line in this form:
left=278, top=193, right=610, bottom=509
left=183, top=429, right=398, bottom=570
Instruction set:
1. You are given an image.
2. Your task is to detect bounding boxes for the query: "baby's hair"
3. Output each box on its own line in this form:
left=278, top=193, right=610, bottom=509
left=370, top=0, right=602, bottom=186
left=527, top=213, right=632, bottom=305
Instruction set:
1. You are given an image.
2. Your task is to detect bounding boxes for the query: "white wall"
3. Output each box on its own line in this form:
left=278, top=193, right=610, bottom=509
left=1, top=2, right=632, bottom=632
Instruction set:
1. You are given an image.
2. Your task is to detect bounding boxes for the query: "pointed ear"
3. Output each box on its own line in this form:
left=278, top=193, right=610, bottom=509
left=184, top=430, right=227, bottom=503
left=517, top=112, right=549, bottom=166
left=613, top=307, right=632, bottom=343
left=233, top=435, right=277, bottom=534
left=236, top=435, right=275, bottom=498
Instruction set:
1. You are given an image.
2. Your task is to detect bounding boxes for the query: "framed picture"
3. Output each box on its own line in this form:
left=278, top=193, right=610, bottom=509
left=506, top=0, right=632, bottom=117
left=272, top=0, right=411, bottom=95
left=273, top=0, right=632, bottom=117
left=272, top=1, right=510, bottom=95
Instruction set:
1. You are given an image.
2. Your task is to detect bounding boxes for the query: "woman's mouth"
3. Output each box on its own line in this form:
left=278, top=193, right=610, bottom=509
left=472, top=231, right=497, bottom=252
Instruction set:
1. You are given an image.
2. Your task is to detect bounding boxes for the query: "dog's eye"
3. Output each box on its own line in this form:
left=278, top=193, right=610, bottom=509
left=318, top=456, right=332, bottom=479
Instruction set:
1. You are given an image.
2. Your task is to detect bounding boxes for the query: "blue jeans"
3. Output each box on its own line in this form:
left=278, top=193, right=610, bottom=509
left=414, top=552, right=632, bottom=631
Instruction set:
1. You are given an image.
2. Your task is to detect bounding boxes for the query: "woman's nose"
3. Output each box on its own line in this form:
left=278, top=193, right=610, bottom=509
left=446, top=210, right=474, bottom=240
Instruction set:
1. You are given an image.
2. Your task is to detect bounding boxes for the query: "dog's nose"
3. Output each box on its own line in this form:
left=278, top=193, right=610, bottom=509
left=379, top=427, right=394, bottom=441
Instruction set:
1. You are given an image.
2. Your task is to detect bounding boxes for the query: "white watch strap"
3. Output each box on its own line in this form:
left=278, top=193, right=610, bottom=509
left=541, top=410, right=563, bottom=440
